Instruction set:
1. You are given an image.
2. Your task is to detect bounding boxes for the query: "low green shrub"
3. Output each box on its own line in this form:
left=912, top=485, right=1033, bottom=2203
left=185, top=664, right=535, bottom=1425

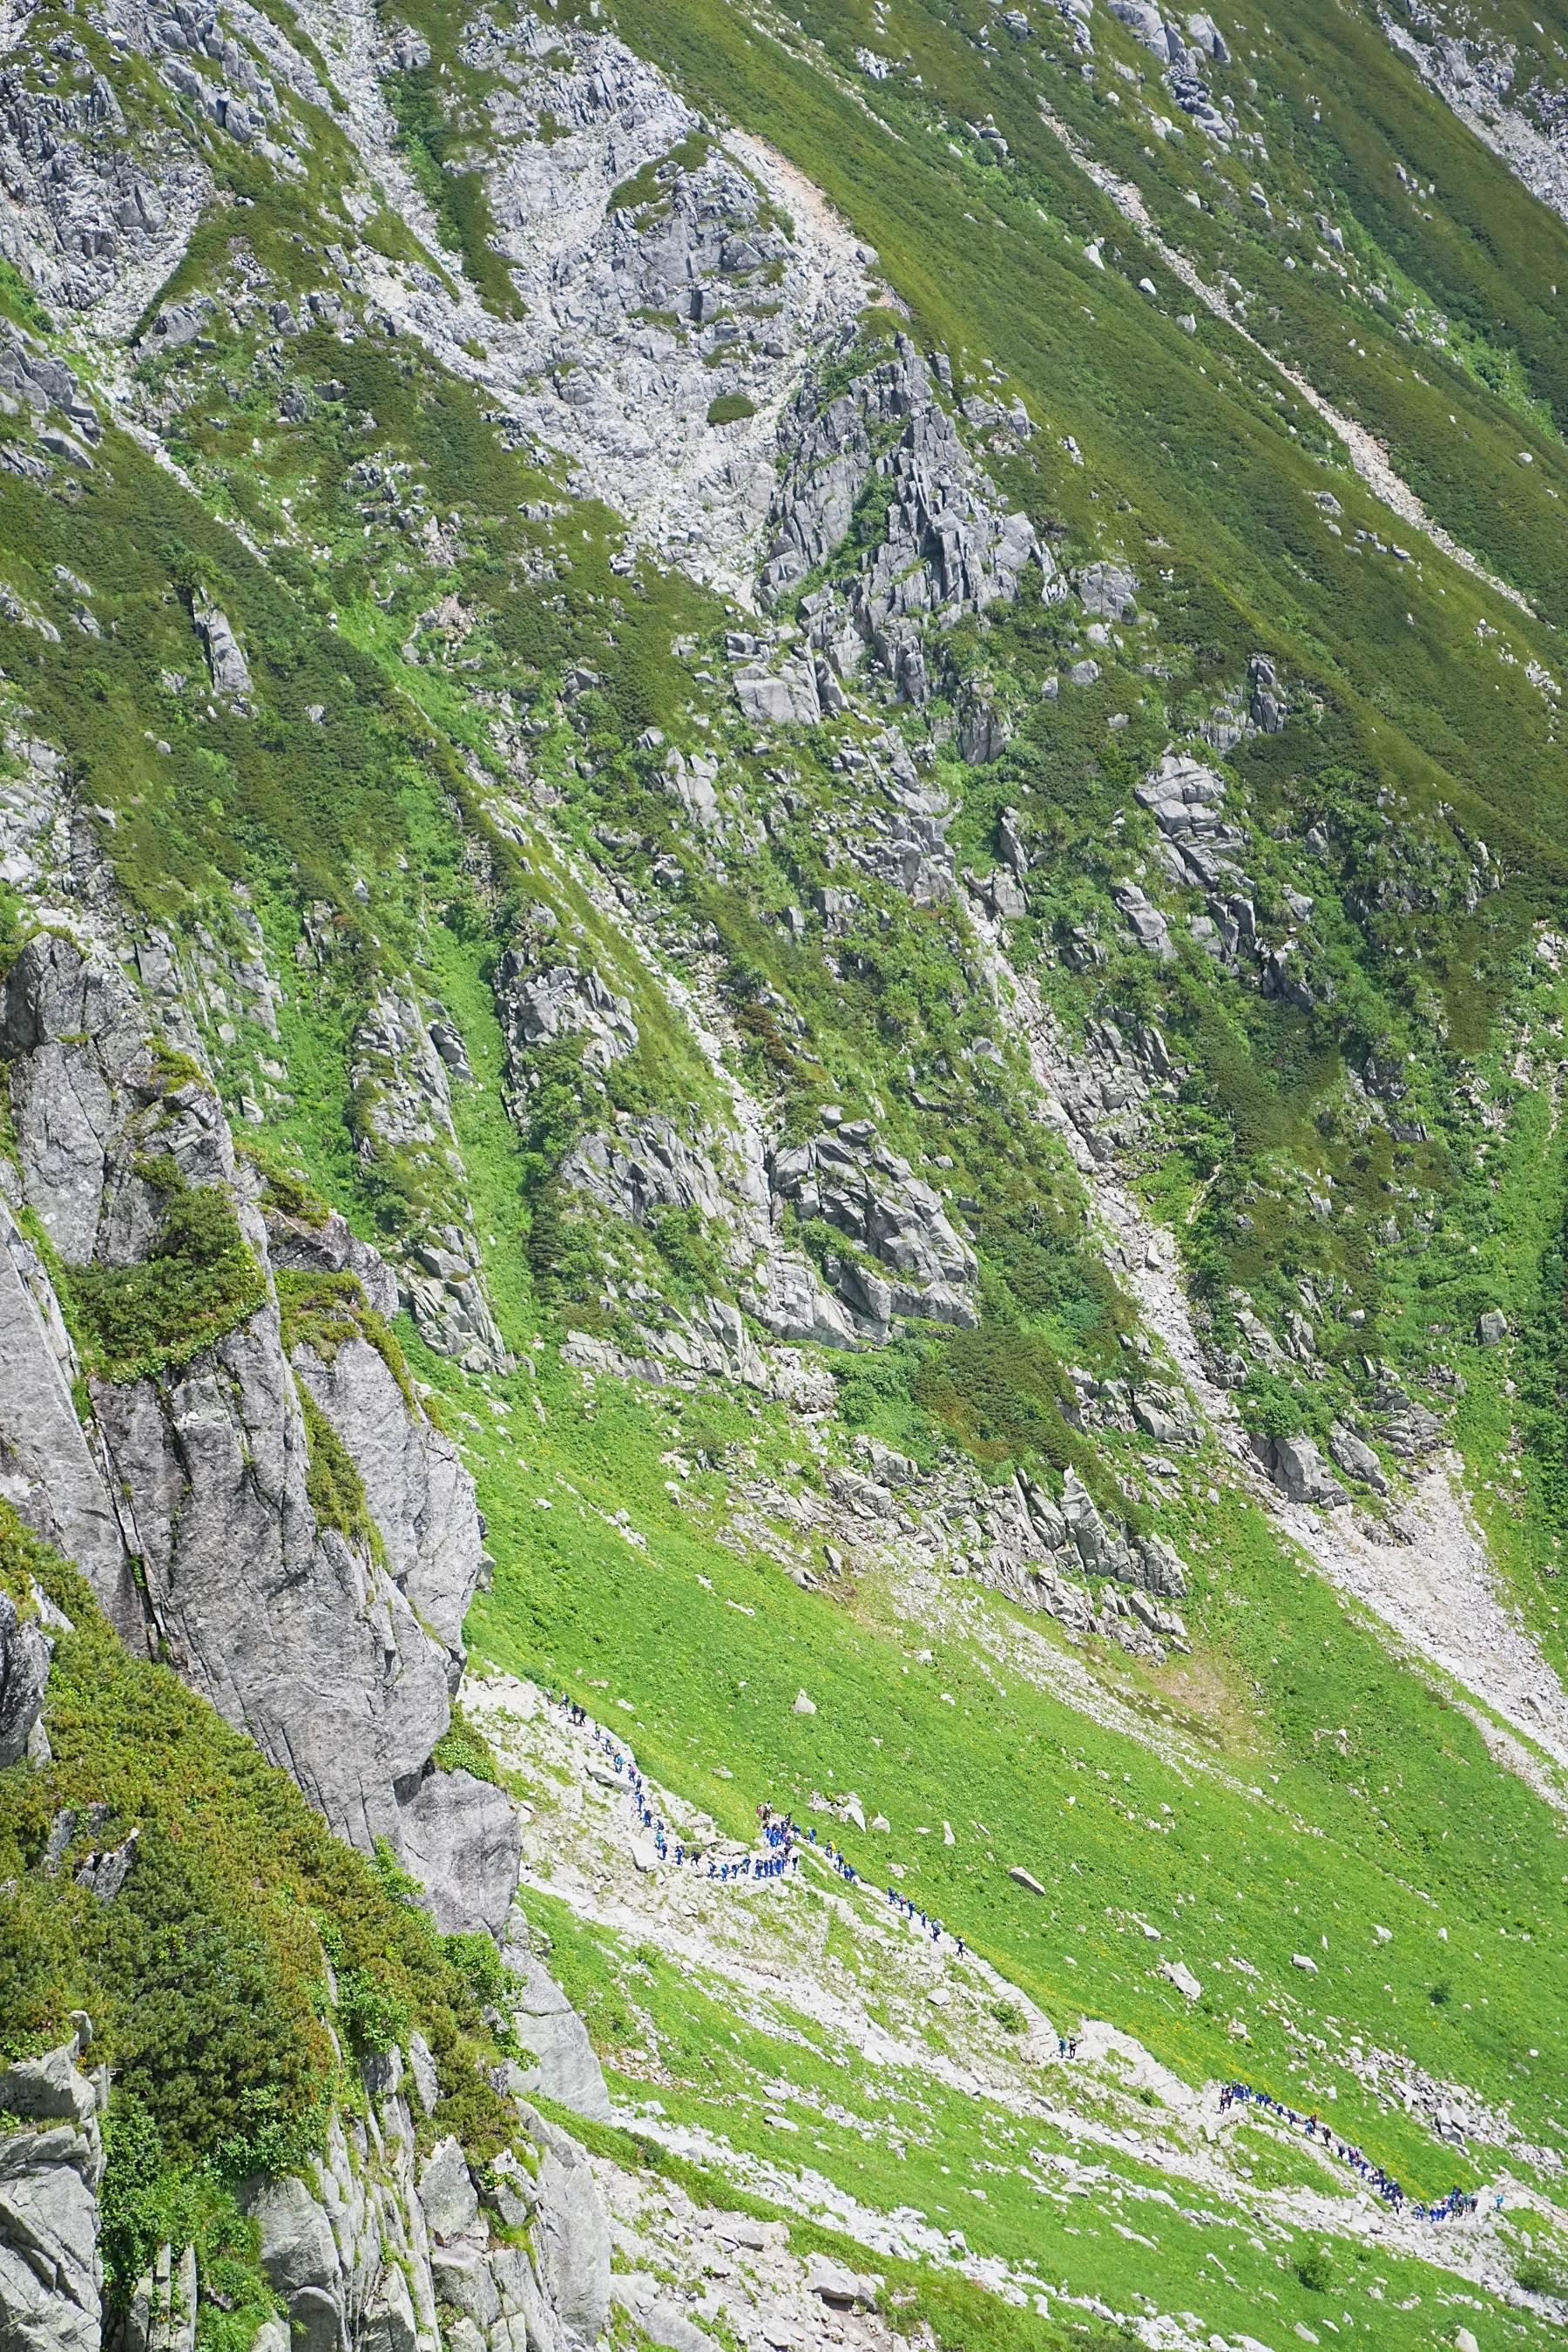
left=1293, top=2246, right=1334, bottom=2294
left=66, top=1166, right=267, bottom=1383
left=299, top=1388, right=383, bottom=1560
left=431, top=1703, right=506, bottom=1788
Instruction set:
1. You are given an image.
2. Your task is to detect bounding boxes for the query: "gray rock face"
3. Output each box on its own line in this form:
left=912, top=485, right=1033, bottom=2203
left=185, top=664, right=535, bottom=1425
left=733, top=655, right=821, bottom=728
left=0, top=328, right=97, bottom=447
left=288, top=1332, right=483, bottom=1668
left=452, top=17, right=869, bottom=601
left=417, top=2139, right=480, bottom=2246
left=1, top=935, right=463, bottom=1861
left=92, top=1315, right=452, bottom=1853
left=494, top=952, right=638, bottom=1076
left=349, top=991, right=508, bottom=1375
left=748, top=1254, right=859, bottom=1351
left=1059, top=1469, right=1128, bottom=1578
left=246, top=2071, right=612, bottom=2352
left=836, top=738, right=958, bottom=908
left=503, top=1943, right=613, bottom=2123
left=612, top=2276, right=713, bottom=2352
left=559, top=1116, right=729, bottom=1229
left=1374, top=1382, right=1444, bottom=1457
left=0, top=65, right=208, bottom=334
left=659, top=744, right=722, bottom=835
left=0, top=1587, right=53, bottom=1768
left=0, top=2038, right=103, bottom=2352
left=250, top=2174, right=340, bottom=2302
left=121, top=2237, right=199, bottom=2352
left=1110, top=881, right=1173, bottom=961
left=767, top=1125, right=977, bottom=1333
left=2, top=930, right=183, bottom=1265
left=0, top=2041, right=99, bottom=2134
left=761, top=335, right=1061, bottom=700
left=1136, top=752, right=1248, bottom=890
left=528, top=2118, right=612, bottom=2347
left=360, top=2259, right=416, bottom=2352
left=263, top=1202, right=399, bottom=1320
left=395, top=1767, right=522, bottom=1937
left=1137, top=1534, right=1189, bottom=1599
left=1072, top=559, right=1138, bottom=618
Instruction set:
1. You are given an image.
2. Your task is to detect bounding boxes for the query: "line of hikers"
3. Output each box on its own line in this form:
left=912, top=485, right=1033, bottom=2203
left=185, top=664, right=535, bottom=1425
left=548, top=1689, right=800, bottom=1879
left=1219, top=2081, right=1481, bottom=2222
left=883, top=1883, right=967, bottom=1957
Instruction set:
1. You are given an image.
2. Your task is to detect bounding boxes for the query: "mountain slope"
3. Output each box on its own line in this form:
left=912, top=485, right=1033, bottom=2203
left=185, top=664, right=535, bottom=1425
left=4, top=0, right=1568, bottom=2349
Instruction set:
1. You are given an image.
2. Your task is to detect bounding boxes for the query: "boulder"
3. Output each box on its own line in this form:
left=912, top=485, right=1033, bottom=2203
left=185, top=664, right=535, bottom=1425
left=1073, top=558, right=1138, bottom=617
left=1260, top=1435, right=1347, bottom=1508
left=803, top=2254, right=874, bottom=2308
left=192, top=593, right=252, bottom=708
left=1327, top=1422, right=1389, bottom=1497
left=1476, top=1308, right=1508, bottom=1348
left=396, top=1767, right=521, bottom=1936
left=824, top=1465, right=894, bottom=1518
left=246, top=2175, right=341, bottom=2301
left=418, top=2139, right=479, bottom=2246
left=1373, top=1383, right=1444, bottom=1457
left=1110, top=882, right=1173, bottom=961
left=502, top=1951, right=612, bottom=2123
left=532, top=2126, right=611, bottom=2348
left=613, top=2288, right=712, bottom=2352
left=0, top=2107, right=104, bottom=2352
left=0, top=2040, right=98, bottom=2133
left=767, top=1131, right=977, bottom=1328
left=1158, top=1959, right=1202, bottom=1999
